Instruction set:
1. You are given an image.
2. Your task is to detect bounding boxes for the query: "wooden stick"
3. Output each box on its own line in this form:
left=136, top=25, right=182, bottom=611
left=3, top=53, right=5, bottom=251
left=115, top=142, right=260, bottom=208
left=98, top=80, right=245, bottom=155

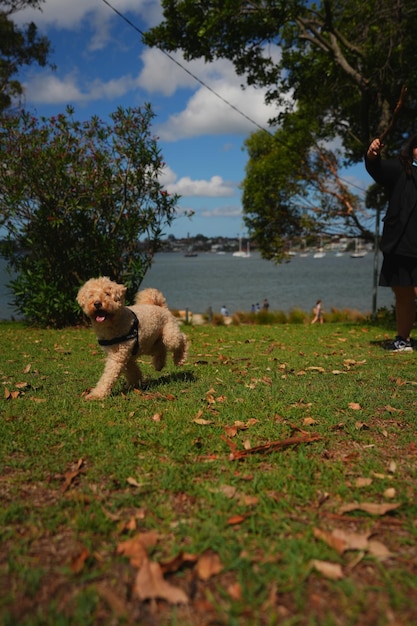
left=221, top=433, right=322, bottom=460
left=379, top=85, right=407, bottom=144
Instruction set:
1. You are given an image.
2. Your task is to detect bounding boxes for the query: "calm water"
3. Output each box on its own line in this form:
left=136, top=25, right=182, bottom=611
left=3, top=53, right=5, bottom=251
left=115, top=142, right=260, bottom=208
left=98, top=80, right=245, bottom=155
left=140, top=250, right=394, bottom=316
left=0, top=251, right=394, bottom=320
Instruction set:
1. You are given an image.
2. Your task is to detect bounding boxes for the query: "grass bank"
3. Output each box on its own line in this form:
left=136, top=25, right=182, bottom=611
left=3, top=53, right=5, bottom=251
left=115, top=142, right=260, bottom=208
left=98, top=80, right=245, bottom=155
left=1, top=320, right=417, bottom=625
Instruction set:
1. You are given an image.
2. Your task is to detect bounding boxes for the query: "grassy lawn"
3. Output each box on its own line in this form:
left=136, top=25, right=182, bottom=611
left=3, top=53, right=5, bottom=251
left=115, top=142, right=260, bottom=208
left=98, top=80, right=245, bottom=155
left=1, top=319, right=417, bottom=625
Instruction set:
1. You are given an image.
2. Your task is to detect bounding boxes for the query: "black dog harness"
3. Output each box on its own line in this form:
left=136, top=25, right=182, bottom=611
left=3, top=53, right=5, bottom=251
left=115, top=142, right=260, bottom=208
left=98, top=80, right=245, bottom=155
left=98, top=310, right=139, bottom=355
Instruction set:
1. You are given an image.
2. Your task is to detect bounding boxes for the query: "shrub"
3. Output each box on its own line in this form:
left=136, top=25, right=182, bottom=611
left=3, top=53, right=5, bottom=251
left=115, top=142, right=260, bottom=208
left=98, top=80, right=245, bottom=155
left=0, top=105, right=179, bottom=327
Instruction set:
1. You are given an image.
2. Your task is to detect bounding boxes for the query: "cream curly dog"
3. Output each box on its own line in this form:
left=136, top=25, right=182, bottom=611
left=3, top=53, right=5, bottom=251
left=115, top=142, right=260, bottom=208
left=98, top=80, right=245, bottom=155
left=77, top=277, right=188, bottom=400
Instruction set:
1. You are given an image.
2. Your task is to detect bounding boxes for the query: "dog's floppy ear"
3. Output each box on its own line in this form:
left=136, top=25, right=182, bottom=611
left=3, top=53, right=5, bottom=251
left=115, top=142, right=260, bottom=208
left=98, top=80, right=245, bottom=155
left=76, top=284, right=87, bottom=308
left=113, top=283, right=127, bottom=303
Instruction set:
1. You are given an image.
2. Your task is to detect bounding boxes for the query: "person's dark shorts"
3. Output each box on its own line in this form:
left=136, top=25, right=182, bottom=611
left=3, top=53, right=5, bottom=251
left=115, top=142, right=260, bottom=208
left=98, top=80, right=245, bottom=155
left=379, top=253, right=417, bottom=287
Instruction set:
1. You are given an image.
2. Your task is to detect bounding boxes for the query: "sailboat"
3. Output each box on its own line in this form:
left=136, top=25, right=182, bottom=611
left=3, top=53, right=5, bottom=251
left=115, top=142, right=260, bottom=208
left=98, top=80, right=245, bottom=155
left=313, top=236, right=326, bottom=258
left=232, top=237, right=251, bottom=257
left=350, top=238, right=367, bottom=258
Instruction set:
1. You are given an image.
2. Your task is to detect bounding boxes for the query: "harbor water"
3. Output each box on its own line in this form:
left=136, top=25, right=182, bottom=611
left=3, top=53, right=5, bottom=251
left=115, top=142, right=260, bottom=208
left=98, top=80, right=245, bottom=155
left=0, top=251, right=395, bottom=321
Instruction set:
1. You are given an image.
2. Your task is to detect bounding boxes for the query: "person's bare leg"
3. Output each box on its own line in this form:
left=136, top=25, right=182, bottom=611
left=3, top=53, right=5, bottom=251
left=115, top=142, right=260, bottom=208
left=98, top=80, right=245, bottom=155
left=392, top=286, right=416, bottom=339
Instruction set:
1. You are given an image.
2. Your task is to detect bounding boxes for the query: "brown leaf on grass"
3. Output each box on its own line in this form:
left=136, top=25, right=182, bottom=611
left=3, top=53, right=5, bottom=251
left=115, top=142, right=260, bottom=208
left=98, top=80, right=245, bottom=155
left=218, top=484, right=238, bottom=499
left=62, top=458, right=85, bottom=493
left=303, top=417, right=318, bottom=426
left=314, top=528, right=370, bottom=554
left=367, top=539, right=393, bottom=561
left=310, top=559, right=344, bottom=580
left=23, top=363, right=32, bottom=373
left=384, top=405, right=403, bottom=414
left=313, top=528, right=349, bottom=554
left=225, top=419, right=258, bottom=437
left=194, top=417, right=214, bottom=425
left=126, top=477, right=142, bottom=488
left=355, top=477, right=373, bottom=487
left=315, top=527, right=393, bottom=562
left=348, top=402, right=362, bottom=410
left=221, top=433, right=322, bottom=460
left=159, top=551, right=198, bottom=575
left=15, top=381, right=28, bottom=389
left=227, top=582, right=242, bottom=600
left=133, top=558, right=189, bottom=604
left=117, top=531, right=159, bottom=568
left=70, top=545, right=89, bottom=573
left=227, top=514, right=248, bottom=526
left=4, top=388, right=20, bottom=400
left=196, top=551, right=223, bottom=580
left=339, top=502, right=401, bottom=516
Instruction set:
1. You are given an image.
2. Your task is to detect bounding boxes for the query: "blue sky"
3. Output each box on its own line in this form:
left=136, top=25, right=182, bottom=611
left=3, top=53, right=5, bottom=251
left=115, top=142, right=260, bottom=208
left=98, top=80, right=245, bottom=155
left=15, top=0, right=370, bottom=240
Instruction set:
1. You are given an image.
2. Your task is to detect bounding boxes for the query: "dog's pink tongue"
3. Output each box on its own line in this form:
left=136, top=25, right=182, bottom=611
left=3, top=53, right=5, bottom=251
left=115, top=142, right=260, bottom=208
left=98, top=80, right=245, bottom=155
left=95, top=315, right=106, bottom=323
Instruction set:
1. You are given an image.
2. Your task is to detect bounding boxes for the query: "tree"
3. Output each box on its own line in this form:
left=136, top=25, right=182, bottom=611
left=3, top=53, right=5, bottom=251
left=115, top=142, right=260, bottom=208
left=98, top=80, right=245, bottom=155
left=145, top=0, right=417, bottom=256
left=0, top=0, right=52, bottom=112
left=242, top=110, right=370, bottom=262
left=0, top=105, right=179, bottom=327
left=145, top=0, right=416, bottom=154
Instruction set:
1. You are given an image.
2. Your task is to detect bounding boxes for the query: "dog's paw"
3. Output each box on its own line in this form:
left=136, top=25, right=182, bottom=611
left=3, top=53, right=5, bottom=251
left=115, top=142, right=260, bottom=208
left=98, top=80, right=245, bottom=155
left=83, top=389, right=106, bottom=401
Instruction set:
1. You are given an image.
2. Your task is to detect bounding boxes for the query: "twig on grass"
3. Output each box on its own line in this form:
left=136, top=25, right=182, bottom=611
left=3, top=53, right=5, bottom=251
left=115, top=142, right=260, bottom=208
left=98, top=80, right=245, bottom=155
left=221, top=433, right=323, bottom=460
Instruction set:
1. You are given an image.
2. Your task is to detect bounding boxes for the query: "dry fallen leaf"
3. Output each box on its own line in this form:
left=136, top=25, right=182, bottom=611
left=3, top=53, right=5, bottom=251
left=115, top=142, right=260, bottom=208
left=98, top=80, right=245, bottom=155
left=62, top=458, right=85, bottom=493
left=339, top=502, right=401, bottom=516
left=348, top=402, right=362, bottom=410
left=367, top=539, right=393, bottom=561
left=196, top=551, right=223, bottom=580
left=310, top=559, right=344, bottom=580
left=355, top=477, right=373, bottom=488
left=126, top=477, right=142, bottom=488
left=70, top=545, right=89, bottom=573
left=117, top=531, right=158, bottom=568
left=133, top=558, right=188, bottom=604
left=314, top=527, right=393, bottom=561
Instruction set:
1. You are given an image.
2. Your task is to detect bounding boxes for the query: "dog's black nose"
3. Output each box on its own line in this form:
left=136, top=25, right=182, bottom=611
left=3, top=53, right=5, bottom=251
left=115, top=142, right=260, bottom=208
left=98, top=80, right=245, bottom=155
left=94, top=301, right=102, bottom=309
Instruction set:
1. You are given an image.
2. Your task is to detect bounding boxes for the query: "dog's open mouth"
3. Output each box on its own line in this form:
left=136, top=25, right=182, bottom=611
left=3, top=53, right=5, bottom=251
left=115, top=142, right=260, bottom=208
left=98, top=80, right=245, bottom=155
left=93, top=309, right=109, bottom=323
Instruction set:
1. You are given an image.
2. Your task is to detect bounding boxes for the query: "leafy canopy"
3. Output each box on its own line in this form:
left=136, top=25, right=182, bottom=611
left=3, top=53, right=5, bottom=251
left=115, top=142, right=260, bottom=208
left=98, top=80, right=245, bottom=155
left=145, top=0, right=417, bottom=158
left=145, top=0, right=417, bottom=259
left=0, top=0, right=52, bottom=112
left=0, top=105, right=179, bottom=327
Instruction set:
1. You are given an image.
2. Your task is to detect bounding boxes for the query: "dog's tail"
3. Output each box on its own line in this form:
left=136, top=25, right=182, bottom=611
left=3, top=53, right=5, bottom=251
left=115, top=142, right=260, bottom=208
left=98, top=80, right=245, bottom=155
left=134, top=288, right=168, bottom=308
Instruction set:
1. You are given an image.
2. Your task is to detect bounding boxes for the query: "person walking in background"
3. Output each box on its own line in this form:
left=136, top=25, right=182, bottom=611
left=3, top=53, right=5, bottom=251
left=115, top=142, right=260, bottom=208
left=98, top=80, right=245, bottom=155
left=311, top=299, right=323, bottom=324
left=220, top=305, right=229, bottom=317
left=262, top=298, right=270, bottom=311
left=365, top=133, right=417, bottom=352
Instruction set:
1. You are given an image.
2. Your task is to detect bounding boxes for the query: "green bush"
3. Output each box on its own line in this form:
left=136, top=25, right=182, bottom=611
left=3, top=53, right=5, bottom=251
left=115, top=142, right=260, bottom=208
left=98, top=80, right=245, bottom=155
left=0, top=105, right=179, bottom=327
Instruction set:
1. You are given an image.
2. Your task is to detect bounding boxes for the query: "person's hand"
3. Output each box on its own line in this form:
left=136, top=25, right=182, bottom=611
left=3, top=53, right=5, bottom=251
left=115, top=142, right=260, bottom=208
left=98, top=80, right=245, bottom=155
left=367, top=138, right=383, bottom=160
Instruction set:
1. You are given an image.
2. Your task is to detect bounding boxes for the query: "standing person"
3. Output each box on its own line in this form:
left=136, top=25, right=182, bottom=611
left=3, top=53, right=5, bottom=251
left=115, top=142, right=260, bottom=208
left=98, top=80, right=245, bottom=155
left=311, top=299, right=323, bottom=324
left=262, top=298, right=270, bottom=311
left=365, top=133, right=417, bottom=352
left=220, top=305, right=229, bottom=317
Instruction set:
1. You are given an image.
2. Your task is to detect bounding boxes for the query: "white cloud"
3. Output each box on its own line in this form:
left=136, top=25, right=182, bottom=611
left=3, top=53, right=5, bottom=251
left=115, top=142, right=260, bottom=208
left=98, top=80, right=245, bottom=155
left=168, top=176, right=235, bottom=197
left=160, top=167, right=235, bottom=197
left=15, top=0, right=160, bottom=30
left=201, top=205, right=243, bottom=218
left=156, top=83, right=273, bottom=140
left=23, top=72, right=136, bottom=104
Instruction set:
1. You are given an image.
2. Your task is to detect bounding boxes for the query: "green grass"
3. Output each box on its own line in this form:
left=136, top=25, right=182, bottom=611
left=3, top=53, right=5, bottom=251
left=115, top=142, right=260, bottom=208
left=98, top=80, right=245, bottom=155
left=1, top=319, right=417, bottom=625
